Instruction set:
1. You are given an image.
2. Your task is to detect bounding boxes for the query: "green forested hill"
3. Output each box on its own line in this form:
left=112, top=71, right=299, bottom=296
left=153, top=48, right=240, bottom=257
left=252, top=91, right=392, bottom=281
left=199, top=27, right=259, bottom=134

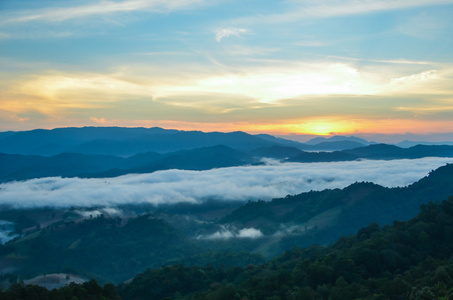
left=219, top=164, right=453, bottom=250
left=117, top=196, right=453, bottom=300
left=1, top=192, right=453, bottom=299
left=0, top=210, right=268, bottom=284
left=0, top=280, right=121, bottom=300
left=0, top=214, right=199, bottom=283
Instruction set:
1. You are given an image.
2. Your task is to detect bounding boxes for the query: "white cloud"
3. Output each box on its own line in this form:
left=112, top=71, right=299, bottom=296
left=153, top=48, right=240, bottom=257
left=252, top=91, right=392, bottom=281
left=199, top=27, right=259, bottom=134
left=10, top=59, right=452, bottom=113
left=0, top=158, right=452, bottom=208
left=388, top=70, right=445, bottom=94
left=75, top=207, right=123, bottom=218
left=11, top=62, right=367, bottom=106
left=191, top=62, right=375, bottom=102
left=392, top=70, right=439, bottom=84
left=152, top=61, right=451, bottom=103
left=197, top=225, right=263, bottom=240
left=237, top=228, right=263, bottom=238
left=216, top=28, right=249, bottom=42
left=198, top=226, right=234, bottom=240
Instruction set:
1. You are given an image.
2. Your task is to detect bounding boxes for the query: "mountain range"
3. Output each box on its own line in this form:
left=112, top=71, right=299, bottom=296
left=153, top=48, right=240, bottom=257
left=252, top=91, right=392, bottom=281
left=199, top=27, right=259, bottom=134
left=1, top=127, right=453, bottom=182
left=0, top=127, right=274, bottom=156
left=1, top=143, right=452, bottom=182
left=116, top=194, right=453, bottom=300
left=1, top=126, right=453, bottom=293
left=3, top=126, right=444, bottom=158
left=1, top=163, right=453, bottom=284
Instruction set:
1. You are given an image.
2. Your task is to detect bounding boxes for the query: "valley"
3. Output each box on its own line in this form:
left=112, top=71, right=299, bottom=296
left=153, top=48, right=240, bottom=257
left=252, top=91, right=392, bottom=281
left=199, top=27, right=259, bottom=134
left=1, top=127, right=453, bottom=299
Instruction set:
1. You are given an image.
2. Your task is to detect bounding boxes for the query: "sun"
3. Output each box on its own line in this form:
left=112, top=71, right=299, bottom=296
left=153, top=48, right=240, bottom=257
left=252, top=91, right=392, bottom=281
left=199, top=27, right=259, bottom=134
left=304, top=123, right=334, bottom=136
left=290, top=119, right=357, bottom=136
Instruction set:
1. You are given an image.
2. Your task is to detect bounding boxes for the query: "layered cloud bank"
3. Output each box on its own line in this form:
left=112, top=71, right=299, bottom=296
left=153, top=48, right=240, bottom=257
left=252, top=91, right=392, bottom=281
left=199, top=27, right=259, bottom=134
left=1, top=158, right=452, bottom=208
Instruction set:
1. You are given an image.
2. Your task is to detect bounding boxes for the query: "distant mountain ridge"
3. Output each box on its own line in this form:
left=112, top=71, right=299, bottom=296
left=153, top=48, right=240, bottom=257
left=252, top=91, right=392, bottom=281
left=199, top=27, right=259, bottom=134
left=1, top=142, right=453, bottom=182
left=2, top=127, right=452, bottom=157
left=305, top=135, right=372, bottom=146
left=0, top=145, right=257, bottom=182
left=1, top=127, right=453, bottom=183
left=0, top=127, right=298, bottom=156
left=1, top=127, right=370, bottom=156
left=1, top=143, right=453, bottom=182
left=286, top=143, right=453, bottom=162
left=396, top=140, right=453, bottom=148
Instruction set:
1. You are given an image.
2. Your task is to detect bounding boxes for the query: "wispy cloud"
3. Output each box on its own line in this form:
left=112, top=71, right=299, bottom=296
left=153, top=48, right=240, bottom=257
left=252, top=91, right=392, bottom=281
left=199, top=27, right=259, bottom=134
left=387, top=69, right=453, bottom=95
left=0, top=158, right=452, bottom=208
left=1, top=0, right=208, bottom=24
left=315, top=55, right=438, bottom=66
left=2, top=59, right=452, bottom=129
left=224, top=45, right=279, bottom=56
left=391, top=70, right=439, bottom=86
left=306, top=0, right=453, bottom=17
left=4, top=62, right=371, bottom=111
left=368, top=59, right=436, bottom=65
left=90, top=117, right=108, bottom=124
left=397, top=12, right=449, bottom=39
left=232, top=0, right=453, bottom=25
left=216, top=28, right=249, bottom=42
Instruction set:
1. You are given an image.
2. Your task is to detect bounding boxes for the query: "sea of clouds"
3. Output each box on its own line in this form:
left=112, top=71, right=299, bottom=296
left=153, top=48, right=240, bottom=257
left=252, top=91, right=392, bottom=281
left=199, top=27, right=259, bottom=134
left=1, top=157, right=452, bottom=208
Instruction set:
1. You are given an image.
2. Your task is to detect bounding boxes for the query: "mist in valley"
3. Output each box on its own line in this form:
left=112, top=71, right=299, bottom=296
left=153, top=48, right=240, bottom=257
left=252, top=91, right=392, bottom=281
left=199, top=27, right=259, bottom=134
left=1, top=157, right=452, bottom=209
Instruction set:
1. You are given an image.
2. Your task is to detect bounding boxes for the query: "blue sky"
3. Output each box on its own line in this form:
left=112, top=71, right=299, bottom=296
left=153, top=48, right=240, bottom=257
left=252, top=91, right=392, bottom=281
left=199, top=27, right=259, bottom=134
left=1, top=0, right=453, bottom=139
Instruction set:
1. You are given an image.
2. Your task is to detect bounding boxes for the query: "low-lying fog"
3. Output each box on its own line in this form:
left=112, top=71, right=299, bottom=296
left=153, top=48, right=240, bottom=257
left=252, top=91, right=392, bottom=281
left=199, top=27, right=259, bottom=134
left=1, top=157, right=452, bottom=208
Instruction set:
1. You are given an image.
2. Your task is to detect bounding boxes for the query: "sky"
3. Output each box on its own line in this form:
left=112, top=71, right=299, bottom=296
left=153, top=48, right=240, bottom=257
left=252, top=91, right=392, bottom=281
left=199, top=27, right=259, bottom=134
left=1, top=0, right=453, bottom=139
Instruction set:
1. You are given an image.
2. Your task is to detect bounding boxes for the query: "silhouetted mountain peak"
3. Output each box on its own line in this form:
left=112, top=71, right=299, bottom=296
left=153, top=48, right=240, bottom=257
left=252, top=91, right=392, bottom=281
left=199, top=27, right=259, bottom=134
left=305, top=135, right=370, bottom=146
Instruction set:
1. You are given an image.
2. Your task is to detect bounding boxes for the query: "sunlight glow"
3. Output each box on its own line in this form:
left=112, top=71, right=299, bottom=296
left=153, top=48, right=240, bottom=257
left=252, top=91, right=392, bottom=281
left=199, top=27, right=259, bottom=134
left=193, top=63, right=377, bottom=103
left=301, top=122, right=343, bottom=136
left=283, top=119, right=358, bottom=136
